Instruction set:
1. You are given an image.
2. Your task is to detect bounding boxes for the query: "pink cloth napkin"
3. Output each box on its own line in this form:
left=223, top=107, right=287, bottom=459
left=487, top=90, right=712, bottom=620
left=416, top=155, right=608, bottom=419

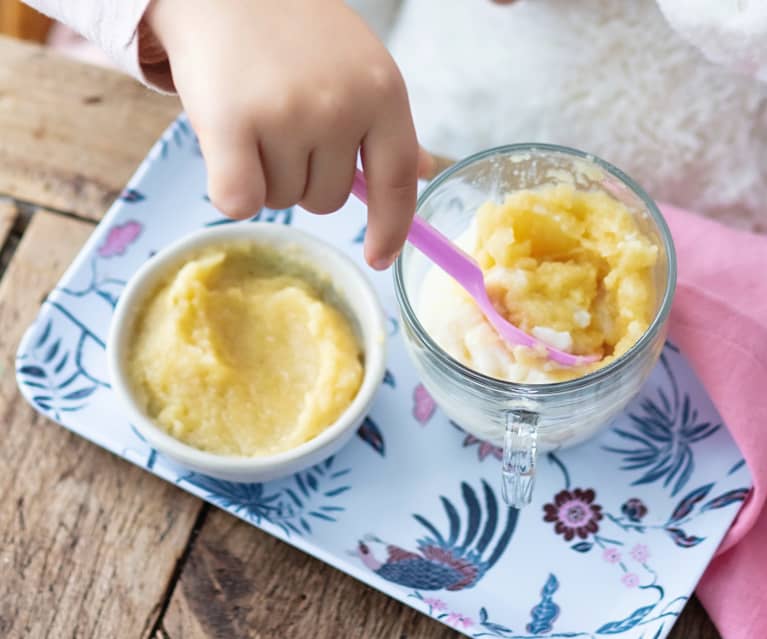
left=660, top=204, right=767, bottom=638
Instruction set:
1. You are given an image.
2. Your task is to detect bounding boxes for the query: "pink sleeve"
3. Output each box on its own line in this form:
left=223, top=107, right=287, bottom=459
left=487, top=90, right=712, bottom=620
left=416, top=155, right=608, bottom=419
left=657, top=0, right=767, bottom=82
left=23, top=0, right=172, bottom=91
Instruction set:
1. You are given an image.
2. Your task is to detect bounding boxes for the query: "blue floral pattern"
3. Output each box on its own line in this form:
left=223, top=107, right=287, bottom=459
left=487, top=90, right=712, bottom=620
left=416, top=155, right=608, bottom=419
left=606, top=482, right=749, bottom=548
left=409, top=448, right=739, bottom=638
left=180, top=457, right=351, bottom=536
left=357, top=416, right=385, bottom=456
left=119, top=188, right=145, bottom=203
left=16, top=246, right=131, bottom=422
left=203, top=206, right=293, bottom=227
left=14, top=115, right=752, bottom=639
left=17, top=317, right=107, bottom=421
left=526, top=574, right=561, bottom=634
left=603, top=349, right=721, bottom=496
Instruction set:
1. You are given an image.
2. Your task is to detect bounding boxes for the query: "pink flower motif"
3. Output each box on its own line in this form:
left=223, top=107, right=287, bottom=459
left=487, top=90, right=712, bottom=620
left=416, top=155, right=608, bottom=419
left=445, top=612, right=474, bottom=629
left=423, top=597, right=447, bottom=611
left=622, top=573, right=640, bottom=588
left=630, top=544, right=650, bottom=563
left=463, top=434, right=503, bottom=461
left=413, top=384, right=436, bottom=425
left=98, top=220, right=142, bottom=257
left=602, top=547, right=622, bottom=563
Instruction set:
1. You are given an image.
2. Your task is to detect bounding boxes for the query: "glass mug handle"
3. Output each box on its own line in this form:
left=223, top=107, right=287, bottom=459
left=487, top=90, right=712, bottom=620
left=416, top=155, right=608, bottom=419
left=502, top=403, right=539, bottom=508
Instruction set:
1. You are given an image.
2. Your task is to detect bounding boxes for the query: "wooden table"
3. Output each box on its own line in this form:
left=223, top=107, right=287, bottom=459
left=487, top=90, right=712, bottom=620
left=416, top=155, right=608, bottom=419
left=0, top=35, right=722, bottom=639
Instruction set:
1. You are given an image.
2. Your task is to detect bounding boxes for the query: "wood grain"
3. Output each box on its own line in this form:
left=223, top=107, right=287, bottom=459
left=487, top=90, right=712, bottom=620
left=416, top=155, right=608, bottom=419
left=0, top=35, right=179, bottom=220
left=0, top=2, right=52, bottom=43
left=0, top=198, right=18, bottom=249
left=0, top=211, right=203, bottom=639
left=159, top=510, right=462, bottom=639
left=669, top=596, right=720, bottom=639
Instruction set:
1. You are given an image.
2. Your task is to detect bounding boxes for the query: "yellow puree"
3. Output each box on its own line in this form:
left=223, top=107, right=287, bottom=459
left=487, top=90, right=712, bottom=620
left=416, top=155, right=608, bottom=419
left=128, top=244, right=363, bottom=456
left=423, top=183, right=658, bottom=382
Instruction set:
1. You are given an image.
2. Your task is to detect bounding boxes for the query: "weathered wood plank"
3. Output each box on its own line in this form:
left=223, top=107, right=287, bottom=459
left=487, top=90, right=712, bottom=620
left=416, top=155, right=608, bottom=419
left=0, top=36, right=179, bottom=219
left=669, top=596, right=720, bottom=639
left=0, top=211, right=202, bottom=638
left=159, top=510, right=463, bottom=639
left=0, top=2, right=52, bottom=43
left=0, top=198, right=18, bottom=249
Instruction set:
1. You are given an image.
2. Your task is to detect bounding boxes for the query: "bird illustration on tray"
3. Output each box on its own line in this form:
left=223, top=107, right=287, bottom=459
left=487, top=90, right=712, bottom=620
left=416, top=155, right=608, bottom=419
left=354, top=480, right=518, bottom=591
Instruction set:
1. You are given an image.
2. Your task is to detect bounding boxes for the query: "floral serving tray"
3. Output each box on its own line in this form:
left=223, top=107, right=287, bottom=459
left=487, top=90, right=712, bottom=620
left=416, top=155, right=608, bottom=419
left=16, top=116, right=751, bottom=638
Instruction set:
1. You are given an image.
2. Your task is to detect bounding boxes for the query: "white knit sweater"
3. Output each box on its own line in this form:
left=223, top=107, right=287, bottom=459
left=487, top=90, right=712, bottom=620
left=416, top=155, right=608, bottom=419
left=26, top=0, right=767, bottom=230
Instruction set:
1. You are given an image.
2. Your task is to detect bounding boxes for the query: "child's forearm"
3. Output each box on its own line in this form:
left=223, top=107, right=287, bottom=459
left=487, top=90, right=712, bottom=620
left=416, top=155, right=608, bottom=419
left=22, top=0, right=172, bottom=90
left=657, top=0, right=767, bottom=81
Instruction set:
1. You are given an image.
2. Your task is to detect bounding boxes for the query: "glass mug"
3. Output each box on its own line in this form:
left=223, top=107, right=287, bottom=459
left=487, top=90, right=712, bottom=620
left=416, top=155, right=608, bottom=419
left=393, top=144, right=676, bottom=508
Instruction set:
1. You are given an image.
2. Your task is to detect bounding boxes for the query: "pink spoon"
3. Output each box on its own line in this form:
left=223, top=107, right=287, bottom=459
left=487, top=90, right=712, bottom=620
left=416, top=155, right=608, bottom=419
left=351, top=169, right=599, bottom=367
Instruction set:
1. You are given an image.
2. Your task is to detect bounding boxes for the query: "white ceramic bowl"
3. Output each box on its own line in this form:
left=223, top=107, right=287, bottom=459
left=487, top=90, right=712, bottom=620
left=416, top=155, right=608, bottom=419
left=107, top=223, right=387, bottom=482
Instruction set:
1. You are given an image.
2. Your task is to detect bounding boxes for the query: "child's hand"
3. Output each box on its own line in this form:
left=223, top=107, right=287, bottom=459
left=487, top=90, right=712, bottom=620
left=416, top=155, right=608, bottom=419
left=145, top=0, right=419, bottom=269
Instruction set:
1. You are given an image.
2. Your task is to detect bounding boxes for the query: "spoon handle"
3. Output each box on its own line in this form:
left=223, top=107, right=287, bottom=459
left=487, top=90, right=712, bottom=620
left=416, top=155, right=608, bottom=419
left=407, top=216, right=486, bottom=297
left=350, top=168, right=368, bottom=202
left=351, top=169, right=485, bottom=294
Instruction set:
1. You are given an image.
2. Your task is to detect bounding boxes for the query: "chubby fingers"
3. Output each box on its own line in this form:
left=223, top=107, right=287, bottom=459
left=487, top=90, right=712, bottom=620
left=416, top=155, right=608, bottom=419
left=198, top=120, right=267, bottom=220
left=360, top=73, right=419, bottom=269
left=361, top=127, right=419, bottom=269
left=192, top=73, right=419, bottom=270
left=301, top=144, right=358, bottom=215
left=199, top=113, right=422, bottom=272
